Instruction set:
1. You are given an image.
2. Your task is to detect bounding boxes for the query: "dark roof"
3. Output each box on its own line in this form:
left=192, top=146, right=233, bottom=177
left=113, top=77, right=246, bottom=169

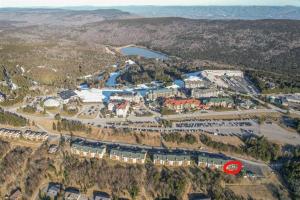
left=198, top=153, right=229, bottom=165
left=110, top=148, right=147, bottom=159
left=153, top=153, right=191, bottom=161
left=58, top=90, right=77, bottom=100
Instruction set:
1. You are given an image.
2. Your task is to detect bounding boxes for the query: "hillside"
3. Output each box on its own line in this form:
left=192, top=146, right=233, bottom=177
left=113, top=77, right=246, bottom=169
left=0, top=8, right=135, bottom=26
left=83, top=18, right=300, bottom=78
left=0, top=10, right=299, bottom=87
left=114, top=6, right=300, bottom=20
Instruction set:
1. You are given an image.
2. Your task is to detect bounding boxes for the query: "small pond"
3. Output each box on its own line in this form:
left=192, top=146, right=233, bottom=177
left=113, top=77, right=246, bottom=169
left=120, top=46, right=168, bottom=60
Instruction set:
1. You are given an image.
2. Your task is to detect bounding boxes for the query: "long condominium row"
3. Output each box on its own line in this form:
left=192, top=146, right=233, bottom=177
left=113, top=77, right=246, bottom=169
left=0, top=128, right=48, bottom=141
left=70, top=143, right=230, bottom=169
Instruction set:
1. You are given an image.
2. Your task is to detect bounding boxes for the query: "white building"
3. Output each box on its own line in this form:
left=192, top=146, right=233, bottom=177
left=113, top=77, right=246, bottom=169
left=75, top=88, right=103, bottom=103
left=43, top=98, right=60, bottom=108
left=125, top=59, right=136, bottom=65
left=184, top=76, right=209, bottom=89
left=110, top=92, right=142, bottom=103
left=116, top=101, right=130, bottom=118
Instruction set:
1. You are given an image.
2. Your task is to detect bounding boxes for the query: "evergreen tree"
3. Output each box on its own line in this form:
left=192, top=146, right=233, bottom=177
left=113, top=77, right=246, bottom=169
left=52, top=122, right=56, bottom=130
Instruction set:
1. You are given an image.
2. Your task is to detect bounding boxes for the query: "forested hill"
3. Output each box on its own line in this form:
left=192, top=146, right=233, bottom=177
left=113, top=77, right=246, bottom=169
left=0, top=8, right=135, bottom=26
left=83, top=18, right=300, bottom=78
left=114, top=6, right=300, bottom=20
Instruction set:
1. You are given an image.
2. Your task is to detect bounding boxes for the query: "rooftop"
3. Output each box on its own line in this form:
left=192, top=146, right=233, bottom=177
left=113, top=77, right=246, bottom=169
left=198, top=154, right=229, bottom=165
left=110, top=148, right=147, bottom=159
left=72, top=143, right=106, bottom=154
left=165, top=98, right=201, bottom=106
left=58, top=90, right=77, bottom=100
left=153, top=153, right=191, bottom=161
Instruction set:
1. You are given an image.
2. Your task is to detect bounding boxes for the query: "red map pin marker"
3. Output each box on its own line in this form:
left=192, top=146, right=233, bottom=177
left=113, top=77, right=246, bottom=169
left=223, top=160, right=243, bottom=175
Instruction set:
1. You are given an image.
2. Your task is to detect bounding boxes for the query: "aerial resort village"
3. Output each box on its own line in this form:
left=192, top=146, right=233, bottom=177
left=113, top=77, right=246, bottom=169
left=0, top=14, right=299, bottom=199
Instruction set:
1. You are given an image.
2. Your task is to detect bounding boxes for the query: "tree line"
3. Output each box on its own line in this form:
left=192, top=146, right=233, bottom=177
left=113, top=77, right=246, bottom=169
left=0, top=107, right=28, bottom=127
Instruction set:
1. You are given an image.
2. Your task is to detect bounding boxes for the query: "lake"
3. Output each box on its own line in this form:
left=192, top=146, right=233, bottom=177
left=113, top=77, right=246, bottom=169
left=120, top=46, right=168, bottom=60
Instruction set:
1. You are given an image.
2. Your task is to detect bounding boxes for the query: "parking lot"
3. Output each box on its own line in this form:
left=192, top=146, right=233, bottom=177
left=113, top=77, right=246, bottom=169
left=79, top=104, right=103, bottom=118
left=174, top=119, right=259, bottom=137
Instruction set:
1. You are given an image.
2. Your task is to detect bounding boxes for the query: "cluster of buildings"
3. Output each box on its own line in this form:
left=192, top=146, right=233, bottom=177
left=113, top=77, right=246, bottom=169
left=0, top=128, right=48, bottom=141
left=70, top=142, right=231, bottom=169
left=164, top=98, right=209, bottom=113
left=49, top=70, right=258, bottom=118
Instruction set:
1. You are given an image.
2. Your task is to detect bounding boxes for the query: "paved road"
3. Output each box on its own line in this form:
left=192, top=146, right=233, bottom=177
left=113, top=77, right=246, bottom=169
left=1, top=106, right=274, bottom=176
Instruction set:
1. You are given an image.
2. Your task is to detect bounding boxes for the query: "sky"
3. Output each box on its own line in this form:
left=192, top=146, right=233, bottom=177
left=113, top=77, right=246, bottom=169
left=0, top=0, right=300, bottom=7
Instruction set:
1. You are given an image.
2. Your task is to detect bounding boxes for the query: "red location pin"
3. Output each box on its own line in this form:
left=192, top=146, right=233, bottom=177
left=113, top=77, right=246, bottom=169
left=223, top=160, right=243, bottom=175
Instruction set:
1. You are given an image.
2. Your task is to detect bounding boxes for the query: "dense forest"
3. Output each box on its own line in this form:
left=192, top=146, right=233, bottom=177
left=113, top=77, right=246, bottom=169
left=53, top=118, right=92, bottom=134
left=163, top=132, right=197, bottom=145
left=0, top=14, right=299, bottom=88
left=84, top=18, right=300, bottom=79
left=281, top=160, right=300, bottom=199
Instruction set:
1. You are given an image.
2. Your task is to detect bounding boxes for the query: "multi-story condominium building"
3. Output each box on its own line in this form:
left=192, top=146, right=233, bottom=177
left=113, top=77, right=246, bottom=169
left=147, top=88, right=180, bottom=101
left=109, top=148, right=147, bottom=164
left=0, top=128, right=48, bottom=141
left=184, top=76, right=210, bottom=89
left=0, top=128, right=22, bottom=139
left=23, top=130, right=48, bottom=141
left=164, top=98, right=209, bottom=112
left=198, top=154, right=229, bottom=170
left=71, top=143, right=106, bottom=159
left=206, top=97, right=234, bottom=108
left=191, top=88, right=221, bottom=98
left=153, top=153, right=191, bottom=166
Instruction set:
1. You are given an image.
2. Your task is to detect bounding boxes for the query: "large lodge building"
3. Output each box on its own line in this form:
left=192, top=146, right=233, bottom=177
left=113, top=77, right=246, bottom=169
left=164, top=98, right=210, bottom=112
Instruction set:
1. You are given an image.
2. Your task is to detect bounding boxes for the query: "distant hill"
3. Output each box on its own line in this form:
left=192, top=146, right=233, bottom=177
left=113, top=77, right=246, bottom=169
left=0, top=8, right=135, bottom=26
left=82, top=17, right=300, bottom=78
left=112, top=6, right=300, bottom=20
